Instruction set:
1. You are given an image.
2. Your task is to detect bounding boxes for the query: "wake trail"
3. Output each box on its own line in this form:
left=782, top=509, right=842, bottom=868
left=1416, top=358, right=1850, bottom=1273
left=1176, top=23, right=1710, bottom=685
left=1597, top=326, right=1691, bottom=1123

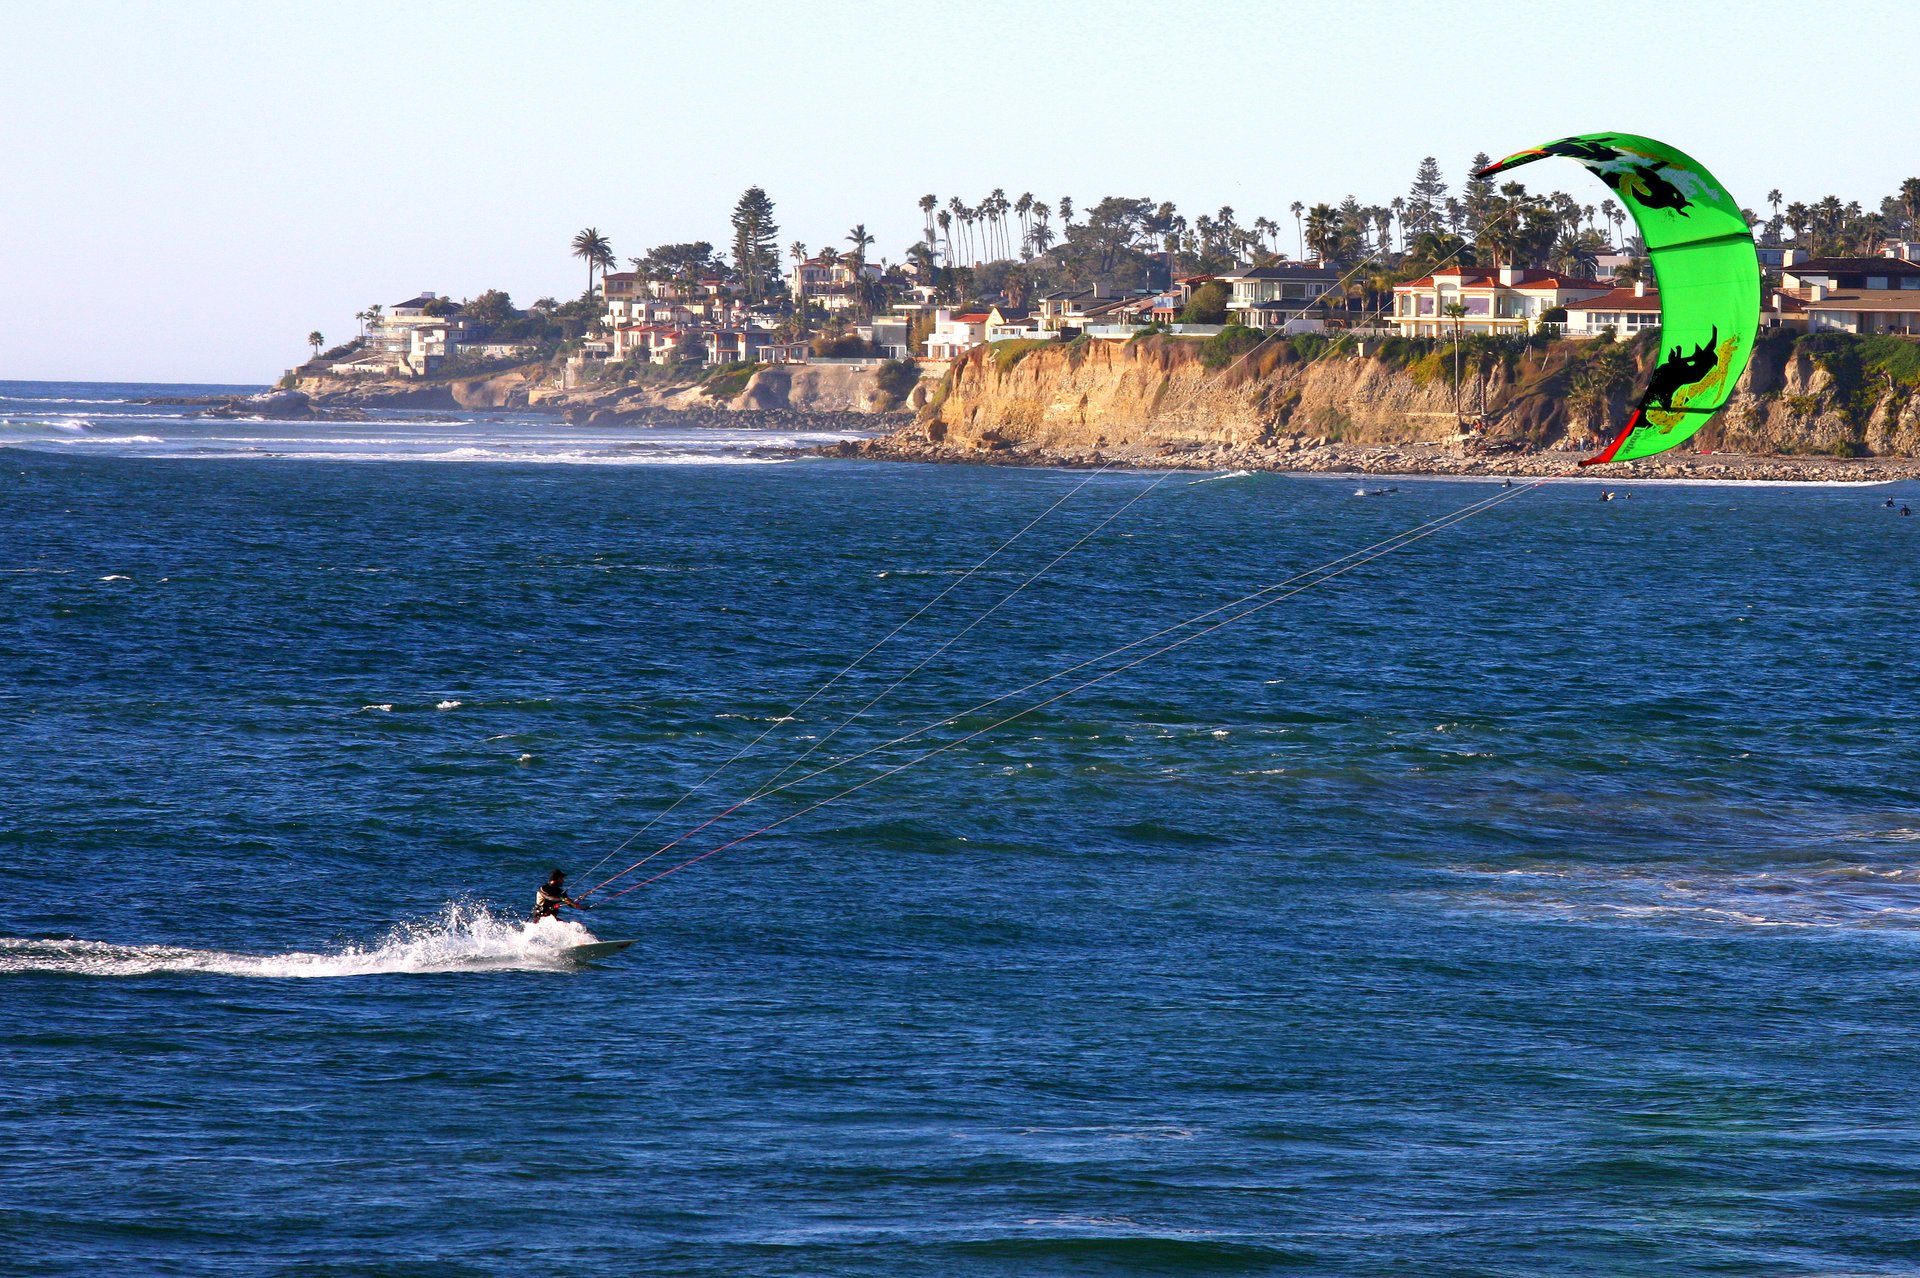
left=0, top=902, right=608, bottom=979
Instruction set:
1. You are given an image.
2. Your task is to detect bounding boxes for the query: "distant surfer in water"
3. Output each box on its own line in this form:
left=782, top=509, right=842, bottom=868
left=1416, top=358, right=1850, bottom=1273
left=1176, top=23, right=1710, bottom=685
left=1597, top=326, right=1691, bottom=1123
left=533, top=869, right=587, bottom=922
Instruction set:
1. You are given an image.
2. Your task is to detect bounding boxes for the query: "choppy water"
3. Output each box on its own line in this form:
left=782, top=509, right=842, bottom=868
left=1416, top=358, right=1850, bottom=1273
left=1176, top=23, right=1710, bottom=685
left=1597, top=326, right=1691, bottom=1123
left=6, top=380, right=1920, bottom=1275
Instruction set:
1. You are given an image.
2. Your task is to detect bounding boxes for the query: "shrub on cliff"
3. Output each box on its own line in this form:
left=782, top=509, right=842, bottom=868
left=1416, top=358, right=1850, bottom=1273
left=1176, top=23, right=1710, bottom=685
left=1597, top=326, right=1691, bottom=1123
left=1200, top=324, right=1269, bottom=370
left=873, top=359, right=921, bottom=403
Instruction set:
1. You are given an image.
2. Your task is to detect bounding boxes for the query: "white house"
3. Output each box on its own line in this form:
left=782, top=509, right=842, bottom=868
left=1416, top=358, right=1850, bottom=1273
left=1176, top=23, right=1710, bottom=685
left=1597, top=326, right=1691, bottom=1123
left=1390, top=267, right=1611, bottom=337
left=1562, top=282, right=1662, bottom=336
left=924, top=308, right=990, bottom=359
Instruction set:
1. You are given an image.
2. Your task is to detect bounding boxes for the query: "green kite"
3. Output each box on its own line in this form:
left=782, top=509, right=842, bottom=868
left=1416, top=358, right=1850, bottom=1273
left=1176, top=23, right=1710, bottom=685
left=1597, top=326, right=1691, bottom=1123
left=1474, top=133, right=1760, bottom=465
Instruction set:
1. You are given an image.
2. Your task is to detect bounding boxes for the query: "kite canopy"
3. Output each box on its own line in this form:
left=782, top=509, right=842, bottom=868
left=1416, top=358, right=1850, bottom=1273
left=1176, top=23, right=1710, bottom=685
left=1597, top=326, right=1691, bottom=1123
left=1473, top=133, right=1760, bottom=465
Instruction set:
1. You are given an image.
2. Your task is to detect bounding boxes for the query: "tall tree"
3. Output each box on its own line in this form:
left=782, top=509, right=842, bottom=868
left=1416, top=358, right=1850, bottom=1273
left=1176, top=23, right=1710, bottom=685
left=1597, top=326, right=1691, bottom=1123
left=1406, top=156, right=1447, bottom=236
left=571, top=227, right=613, bottom=295
left=1461, top=154, right=1495, bottom=237
left=919, top=193, right=938, bottom=244
left=1290, top=200, right=1304, bottom=259
left=730, top=187, right=780, bottom=301
left=307, top=331, right=324, bottom=357
left=936, top=209, right=953, bottom=264
left=1058, top=195, right=1074, bottom=226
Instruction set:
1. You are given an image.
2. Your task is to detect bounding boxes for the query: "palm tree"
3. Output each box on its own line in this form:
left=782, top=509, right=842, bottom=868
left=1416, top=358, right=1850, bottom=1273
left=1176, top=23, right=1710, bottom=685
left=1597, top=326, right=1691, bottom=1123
left=846, top=224, right=875, bottom=294
left=1290, top=201, right=1304, bottom=259
left=1601, top=199, right=1624, bottom=249
left=366, top=302, right=383, bottom=333
left=946, top=197, right=967, bottom=263
left=1015, top=192, right=1034, bottom=249
left=1028, top=214, right=1055, bottom=256
left=790, top=241, right=808, bottom=266
left=936, top=210, right=953, bottom=264
left=1389, top=198, right=1406, bottom=251
left=1549, top=229, right=1600, bottom=279
left=1784, top=201, right=1808, bottom=242
left=919, top=193, right=938, bottom=244
left=986, top=188, right=1008, bottom=259
left=571, top=227, right=614, bottom=295
left=1767, top=188, right=1784, bottom=226
left=307, top=331, right=325, bottom=358
left=1304, top=203, right=1335, bottom=263
left=1058, top=195, right=1074, bottom=226
left=1900, top=178, right=1920, bottom=236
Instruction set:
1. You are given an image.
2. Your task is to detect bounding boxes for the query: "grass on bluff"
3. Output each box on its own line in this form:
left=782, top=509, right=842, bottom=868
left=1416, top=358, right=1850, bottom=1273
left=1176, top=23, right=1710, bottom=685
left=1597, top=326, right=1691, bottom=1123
left=699, top=362, right=763, bottom=399
left=989, top=339, right=1056, bottom=371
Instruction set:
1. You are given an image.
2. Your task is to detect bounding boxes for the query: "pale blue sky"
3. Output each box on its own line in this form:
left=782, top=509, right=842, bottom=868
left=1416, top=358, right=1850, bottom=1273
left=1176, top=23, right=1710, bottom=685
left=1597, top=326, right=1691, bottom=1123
left=3, top=0, right=1914, bottom=383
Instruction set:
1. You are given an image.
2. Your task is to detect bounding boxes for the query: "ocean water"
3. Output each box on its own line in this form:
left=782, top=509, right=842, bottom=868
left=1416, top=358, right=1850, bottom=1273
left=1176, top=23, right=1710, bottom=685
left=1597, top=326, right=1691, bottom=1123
left=5, top=380, right=1920, bottom=1276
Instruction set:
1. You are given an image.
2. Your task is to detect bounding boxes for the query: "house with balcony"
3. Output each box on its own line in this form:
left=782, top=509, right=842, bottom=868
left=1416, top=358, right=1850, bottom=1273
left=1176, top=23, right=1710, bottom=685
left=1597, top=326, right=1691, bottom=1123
left=366, top=292, right=470, bottom=375
left=1214, top=264, right=1345, bottom=329
left=985, top=305, right=1052, bottom=343
left=704, top=328, right=774, bottom=366
left=789, top=257, right=882, bottom=312
left=1390, top=267, right=1611, bottom=337
left=1775, top=250, right=1920, bottom=335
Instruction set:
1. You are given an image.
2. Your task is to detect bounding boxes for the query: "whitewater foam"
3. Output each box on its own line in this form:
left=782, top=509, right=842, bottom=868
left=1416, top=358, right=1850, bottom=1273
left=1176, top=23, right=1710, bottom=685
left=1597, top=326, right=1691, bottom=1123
left=0, top=903, right=610, bottom=978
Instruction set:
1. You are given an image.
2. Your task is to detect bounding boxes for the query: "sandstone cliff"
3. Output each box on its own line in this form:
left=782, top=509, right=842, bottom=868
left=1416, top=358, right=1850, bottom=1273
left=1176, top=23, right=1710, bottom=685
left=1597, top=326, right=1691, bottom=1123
left=908, top=333, right=1920, bottom=463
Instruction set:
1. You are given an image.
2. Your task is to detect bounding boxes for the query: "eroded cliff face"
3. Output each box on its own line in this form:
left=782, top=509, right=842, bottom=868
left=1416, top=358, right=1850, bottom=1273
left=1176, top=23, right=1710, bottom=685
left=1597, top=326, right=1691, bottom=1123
left=914, top=336, right=1920, bottom=459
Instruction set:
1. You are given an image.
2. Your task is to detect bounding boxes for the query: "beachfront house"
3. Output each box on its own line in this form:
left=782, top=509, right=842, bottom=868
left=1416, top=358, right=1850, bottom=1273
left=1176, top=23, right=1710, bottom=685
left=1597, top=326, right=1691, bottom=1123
left=1562, top=282, right=1662, bottom=337
left=704, top=328, right=774, bottom=366
left=924, top=308, right=990, bottom=359
left=1389, top=268, right=1611, bottom=338
left=1776, top=251, right=1920, bottom=335
left=789, top=256, right=882, bottom=312
left=1214, top=263, right=1346, bottom=329
left=984, top=305, right=1053, bottom=343
left=363, top=292, right=470, bottom=376
left=861, top=315, right=916, bottom=358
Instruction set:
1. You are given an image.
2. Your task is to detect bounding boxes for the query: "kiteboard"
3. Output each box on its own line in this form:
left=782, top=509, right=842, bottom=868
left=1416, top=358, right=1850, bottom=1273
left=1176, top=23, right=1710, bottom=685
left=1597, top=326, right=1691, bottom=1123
left=561, top=940, right=636, bottom=962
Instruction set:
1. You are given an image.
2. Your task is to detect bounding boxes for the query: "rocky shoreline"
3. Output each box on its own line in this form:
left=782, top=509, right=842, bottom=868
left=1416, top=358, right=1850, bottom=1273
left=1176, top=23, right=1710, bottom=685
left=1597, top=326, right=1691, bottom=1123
left=152, top=383, right=1916, bottom=484
left=825, top=432, right=1920, bottom=484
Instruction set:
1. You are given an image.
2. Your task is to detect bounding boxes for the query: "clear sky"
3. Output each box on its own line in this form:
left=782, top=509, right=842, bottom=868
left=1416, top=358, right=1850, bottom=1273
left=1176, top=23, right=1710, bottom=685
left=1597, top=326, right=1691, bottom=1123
left=3, top=0, right=1914, bottom=384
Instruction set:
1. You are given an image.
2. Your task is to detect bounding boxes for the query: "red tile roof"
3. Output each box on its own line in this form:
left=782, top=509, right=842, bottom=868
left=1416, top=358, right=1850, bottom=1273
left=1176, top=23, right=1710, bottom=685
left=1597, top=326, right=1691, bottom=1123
left=1564, top=287, right=1662, bottom=312
left=1395, top=268, right=1607, bottom=292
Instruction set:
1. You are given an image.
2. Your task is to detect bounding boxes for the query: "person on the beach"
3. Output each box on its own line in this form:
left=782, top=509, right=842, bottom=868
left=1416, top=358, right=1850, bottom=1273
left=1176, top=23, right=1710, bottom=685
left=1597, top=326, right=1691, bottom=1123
left=533, top=869, right=586, bottom=922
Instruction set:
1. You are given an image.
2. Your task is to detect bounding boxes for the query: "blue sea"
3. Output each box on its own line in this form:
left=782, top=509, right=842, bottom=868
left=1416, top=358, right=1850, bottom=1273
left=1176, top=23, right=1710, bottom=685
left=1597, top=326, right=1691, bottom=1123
left=6, top=380, right=1920, bottom=1276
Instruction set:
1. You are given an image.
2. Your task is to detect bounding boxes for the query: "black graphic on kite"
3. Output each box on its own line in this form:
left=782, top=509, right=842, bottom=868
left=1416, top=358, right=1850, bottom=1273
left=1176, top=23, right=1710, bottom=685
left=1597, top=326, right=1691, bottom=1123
left=1594, top=163, right=1692, bottom=215
left=1642, top=327, right=1720, bottom=411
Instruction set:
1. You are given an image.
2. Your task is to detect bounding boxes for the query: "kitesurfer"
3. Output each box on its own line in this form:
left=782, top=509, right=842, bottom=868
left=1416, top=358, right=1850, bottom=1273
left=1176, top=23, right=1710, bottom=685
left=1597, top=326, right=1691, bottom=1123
left=1886, top=498, right=1896, bottom=508
left=533, top=869, right=587, bottom=922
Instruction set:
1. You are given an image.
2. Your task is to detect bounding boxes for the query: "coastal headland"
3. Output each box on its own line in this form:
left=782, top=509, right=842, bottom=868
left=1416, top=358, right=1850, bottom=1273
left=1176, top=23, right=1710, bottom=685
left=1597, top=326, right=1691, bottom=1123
left=838, top=329, right=1920, bottom=482
left=256, top=326, right=1920, bottom=482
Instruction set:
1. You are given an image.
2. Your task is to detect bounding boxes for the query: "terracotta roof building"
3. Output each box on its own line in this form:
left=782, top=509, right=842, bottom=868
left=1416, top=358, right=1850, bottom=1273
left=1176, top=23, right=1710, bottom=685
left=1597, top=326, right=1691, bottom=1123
left=1563, top=282, right=1662, bottom=337
left=1390, top=267, right=1611, bottom=338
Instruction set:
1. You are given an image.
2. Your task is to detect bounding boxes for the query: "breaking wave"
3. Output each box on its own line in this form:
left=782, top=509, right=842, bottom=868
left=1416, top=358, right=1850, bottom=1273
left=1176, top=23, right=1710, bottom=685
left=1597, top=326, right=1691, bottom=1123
left=0, top=902, right=617, bottom=978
